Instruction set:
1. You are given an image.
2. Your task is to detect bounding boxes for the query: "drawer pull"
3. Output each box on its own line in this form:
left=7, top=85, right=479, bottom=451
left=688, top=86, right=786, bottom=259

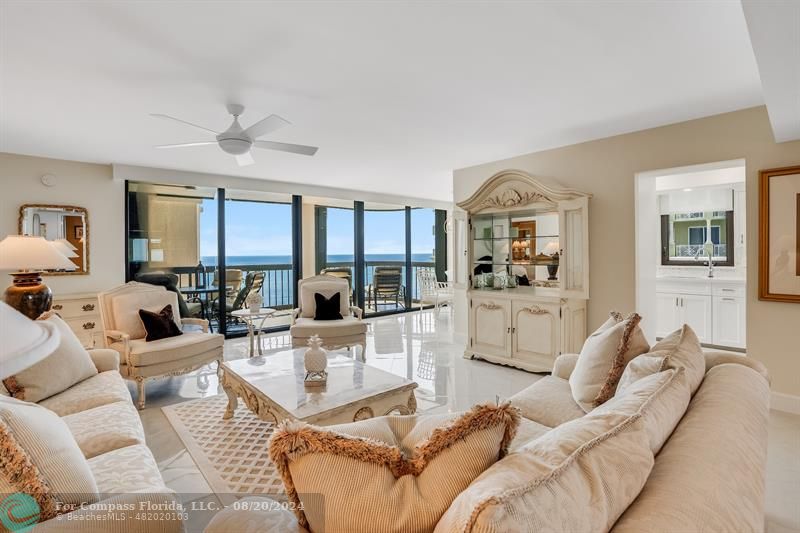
left=82, top=304, right=95, bottom=312
left=82, top=321, right=96, bottom=330
left=721, top=289, right=735, bottom=292
left=52, top=304, right=63, bottom=310
left=721, top=298, right=736, bottom=302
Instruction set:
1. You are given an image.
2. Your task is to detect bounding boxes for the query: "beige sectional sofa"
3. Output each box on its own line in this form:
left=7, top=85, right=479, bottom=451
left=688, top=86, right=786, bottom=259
left=205, top=351, right=770, bottom=532
left=3, top=348, right=185, bottom=533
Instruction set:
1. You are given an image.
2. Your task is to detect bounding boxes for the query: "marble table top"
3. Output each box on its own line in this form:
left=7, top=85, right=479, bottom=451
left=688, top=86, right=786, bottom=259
left=222, top=348, right=417, bottom=421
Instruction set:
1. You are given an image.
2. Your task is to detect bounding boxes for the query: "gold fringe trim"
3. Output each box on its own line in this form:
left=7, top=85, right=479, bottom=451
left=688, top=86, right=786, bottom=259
left=0, top=420, right=58, bottom=521
left=593, top=312, right=642, bottom=407
left=1, top=376, right=25, bottom=400
left=268, top=402, right=521, bottom=528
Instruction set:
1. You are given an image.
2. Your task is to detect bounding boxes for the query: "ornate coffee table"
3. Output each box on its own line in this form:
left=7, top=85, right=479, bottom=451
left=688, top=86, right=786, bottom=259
left=221, top=348, right=418, bottom=425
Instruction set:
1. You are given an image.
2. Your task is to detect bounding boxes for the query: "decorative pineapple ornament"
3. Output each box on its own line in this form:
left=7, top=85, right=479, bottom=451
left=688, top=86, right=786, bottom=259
left=304, top=334, right=328, bottom=385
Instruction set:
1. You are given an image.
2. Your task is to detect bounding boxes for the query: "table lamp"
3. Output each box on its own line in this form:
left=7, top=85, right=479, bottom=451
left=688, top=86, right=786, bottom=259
left=0, top=235, right=77, bottom=319
left=543, top=241, right=560, bottom=280
left=0, top=301, right=60, bottom=379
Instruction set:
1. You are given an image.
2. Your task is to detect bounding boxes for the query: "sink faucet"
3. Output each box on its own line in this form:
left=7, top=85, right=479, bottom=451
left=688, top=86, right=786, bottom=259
left=694, top=248, right=714, bottom=278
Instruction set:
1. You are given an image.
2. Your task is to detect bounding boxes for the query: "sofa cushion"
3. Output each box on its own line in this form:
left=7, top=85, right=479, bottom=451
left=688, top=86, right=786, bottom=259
left=39, top=371, right=132, bottom=417
left=88, top=444, right=167, bottom=494
left=595, top=367, right=690, bottom=455
left=509, top=417, right=551, bottom=451
left=268, top=403, right=520, bottom=532
left=290, top=316, right=367, bottom=338
left=0, top=396, right=99, bottom=517
left=111, top=289, right=182, bottom=340
left=651, top=325, right=706, bottom=395
left=114, top=331, right=224, bottom=367
left=2, top=313, right=97, bottom=403
left=509, top=375, right=585, bottom=428
left=436, top=410, right=654, bottom=533
left=569, top=312, right=650, bottom=412
left=63, top=401, right=146, bottom=459
left=612, top=364, right=770, bottom=533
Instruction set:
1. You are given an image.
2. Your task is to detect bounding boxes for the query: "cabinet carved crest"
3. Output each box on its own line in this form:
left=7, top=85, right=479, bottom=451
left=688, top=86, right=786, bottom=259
left=457, top=169, right=591, bottom=213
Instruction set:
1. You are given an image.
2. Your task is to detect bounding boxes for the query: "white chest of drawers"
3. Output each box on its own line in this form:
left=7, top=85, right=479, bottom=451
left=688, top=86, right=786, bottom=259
left=51, top=293, right=101, bottom=348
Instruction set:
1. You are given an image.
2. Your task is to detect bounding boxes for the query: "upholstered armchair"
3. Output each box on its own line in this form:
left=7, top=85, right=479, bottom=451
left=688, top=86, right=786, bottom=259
left=98, top=282, right=224, bottom=409
left=290, top=275, right=367, bottom=359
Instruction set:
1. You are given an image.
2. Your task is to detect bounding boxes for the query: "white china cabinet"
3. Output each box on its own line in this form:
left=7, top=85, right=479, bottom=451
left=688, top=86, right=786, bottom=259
left=457, top=170, right=591, bottom=372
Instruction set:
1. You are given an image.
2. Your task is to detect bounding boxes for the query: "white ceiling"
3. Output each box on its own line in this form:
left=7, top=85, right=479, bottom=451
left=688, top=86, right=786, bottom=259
left=0, top=1, right=765, bottom=202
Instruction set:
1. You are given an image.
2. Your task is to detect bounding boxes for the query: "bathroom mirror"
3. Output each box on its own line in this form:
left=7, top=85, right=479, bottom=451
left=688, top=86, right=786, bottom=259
left=19, top=204, right=89, bottom=274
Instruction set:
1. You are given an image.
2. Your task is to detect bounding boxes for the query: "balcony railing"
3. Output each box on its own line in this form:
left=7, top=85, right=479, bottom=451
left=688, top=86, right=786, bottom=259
left=172, top=260, right=437, bottom=332
left=673, top=244, right=727, bottom=258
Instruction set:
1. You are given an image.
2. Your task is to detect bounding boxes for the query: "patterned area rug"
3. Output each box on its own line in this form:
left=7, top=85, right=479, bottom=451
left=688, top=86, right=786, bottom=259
left=162, top=395, right=286, bottom=505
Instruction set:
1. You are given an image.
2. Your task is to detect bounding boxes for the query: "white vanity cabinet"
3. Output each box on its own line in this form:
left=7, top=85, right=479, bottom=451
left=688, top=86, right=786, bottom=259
left=458, top=170, right=591, bottom=372
left=655, top=278, right=745, bottom=349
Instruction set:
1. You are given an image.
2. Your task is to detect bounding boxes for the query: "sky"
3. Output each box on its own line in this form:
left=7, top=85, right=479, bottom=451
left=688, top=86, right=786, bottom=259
left=199, top=199, right=435, bottom=258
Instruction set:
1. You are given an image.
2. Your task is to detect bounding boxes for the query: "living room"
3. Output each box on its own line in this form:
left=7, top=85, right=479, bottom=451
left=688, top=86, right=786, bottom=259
left=1, top=1, right=799, bottom=532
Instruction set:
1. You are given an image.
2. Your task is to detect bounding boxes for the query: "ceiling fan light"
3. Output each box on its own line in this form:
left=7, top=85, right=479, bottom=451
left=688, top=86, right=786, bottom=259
left=217, top=137, right=252, bottom=155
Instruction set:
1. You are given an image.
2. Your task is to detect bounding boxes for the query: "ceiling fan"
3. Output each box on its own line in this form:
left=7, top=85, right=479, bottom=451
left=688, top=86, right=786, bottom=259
left=151, top=104, right=318, bottom=166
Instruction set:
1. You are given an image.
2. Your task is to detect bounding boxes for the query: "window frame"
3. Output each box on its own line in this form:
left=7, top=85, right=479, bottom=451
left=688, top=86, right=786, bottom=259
left=660, top=210, right=734, bottom=267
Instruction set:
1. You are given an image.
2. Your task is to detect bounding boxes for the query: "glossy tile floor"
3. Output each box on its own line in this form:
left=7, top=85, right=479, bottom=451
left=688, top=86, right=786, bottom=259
left=134, top=309, right=800, bottom=532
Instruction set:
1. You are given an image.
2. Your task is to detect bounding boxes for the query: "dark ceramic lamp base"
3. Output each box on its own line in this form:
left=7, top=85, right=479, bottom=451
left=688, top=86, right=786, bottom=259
left=547, top=264, right=559, bottom=281
left=3, top=272, right=53, bottom=320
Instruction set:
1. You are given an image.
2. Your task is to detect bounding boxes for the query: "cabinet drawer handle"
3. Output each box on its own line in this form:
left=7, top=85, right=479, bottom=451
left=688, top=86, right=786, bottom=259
left=82, top=321, right=96, bottom=330
left=82, top=304, right=95, bottom=312
left=52, top=304, right=63, bottom=310
left=721, top=297, right=736, bottom=302
left=721, top=289, right=735, bottom=292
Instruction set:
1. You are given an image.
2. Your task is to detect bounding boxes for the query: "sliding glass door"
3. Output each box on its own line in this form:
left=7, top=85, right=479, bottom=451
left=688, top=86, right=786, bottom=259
left=223, top=191, right=295, bottom=334
left=363, top=203, right=407, bottom=316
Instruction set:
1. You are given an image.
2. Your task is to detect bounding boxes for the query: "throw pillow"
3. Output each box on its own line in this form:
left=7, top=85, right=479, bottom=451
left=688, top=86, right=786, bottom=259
left=650, top=324, right=706, bottom=395
left=313, top=292, right=343, bottom=321
left=616, top=353, right=670, bottom=395
left=269, top=402, right=520, bottom=532
left=595, top=367, right=691, bottom=454
left=2, top=312, right=97, bottom=403
left=569, top=311, right=650, bottom=412
left=138, top=304, right=182, bottom=342
left=436, top=409, right=654, bottom=533
left=0, top=396, right=99, bottom=520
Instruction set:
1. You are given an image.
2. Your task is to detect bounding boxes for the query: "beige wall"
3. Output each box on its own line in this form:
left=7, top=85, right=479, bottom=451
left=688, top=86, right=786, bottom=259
left=0, top=153, right=124, bottom=295
left=453, top=106, right=800, bottom=397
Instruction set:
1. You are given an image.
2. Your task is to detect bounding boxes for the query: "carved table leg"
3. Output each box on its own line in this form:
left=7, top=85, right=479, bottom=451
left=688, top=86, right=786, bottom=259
left=222, top=378, right=238, bottom=419
left=135, top=377, right=146, bottom=410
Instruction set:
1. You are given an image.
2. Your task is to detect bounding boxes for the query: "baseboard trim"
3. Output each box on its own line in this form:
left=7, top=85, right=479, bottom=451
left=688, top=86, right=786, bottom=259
left=771, top=391, right=800, bottom=415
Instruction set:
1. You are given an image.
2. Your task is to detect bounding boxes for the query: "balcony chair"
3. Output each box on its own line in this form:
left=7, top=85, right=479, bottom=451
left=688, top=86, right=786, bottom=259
left=98, top=281, right=224, bottom=409
left=320, top=266, right=353, bottom=304
left=213, top=271, right=265, bottom=325
left=290, top=274, right=367, bottom=359
left=213, top=268, right=244, bottom=299
left=417, top=269, right=453, bottom=314
left=369, top=266, right=405, bottom=311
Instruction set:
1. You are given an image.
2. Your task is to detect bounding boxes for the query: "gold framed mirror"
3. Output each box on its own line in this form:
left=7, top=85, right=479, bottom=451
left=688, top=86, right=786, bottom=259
left=18, top=204, right=89, bottom=275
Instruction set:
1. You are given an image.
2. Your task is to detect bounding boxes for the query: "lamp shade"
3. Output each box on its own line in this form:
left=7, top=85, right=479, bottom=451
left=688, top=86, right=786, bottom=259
left=0, top=301, right=60, bottom=379
left=0, top=235, right=77, bottom=271
left=55, top=238, right=78, bottom=251
left=543, top=241, right=560, bottom=255
left=50, top=239, right=79, bottom=258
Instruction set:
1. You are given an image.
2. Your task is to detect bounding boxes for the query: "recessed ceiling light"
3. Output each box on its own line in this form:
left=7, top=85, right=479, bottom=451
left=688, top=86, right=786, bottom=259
left=683, top=188, right=693, bottom=192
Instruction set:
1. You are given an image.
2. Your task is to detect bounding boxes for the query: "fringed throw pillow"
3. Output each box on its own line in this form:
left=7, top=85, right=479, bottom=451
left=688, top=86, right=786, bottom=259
left=268, top=403, right=520, bottom=533
left=569, top=311, right=650, bottom=412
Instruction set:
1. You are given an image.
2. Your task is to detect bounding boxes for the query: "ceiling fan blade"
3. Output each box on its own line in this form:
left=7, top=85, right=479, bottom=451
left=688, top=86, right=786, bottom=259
left=236, top=152, right=255, bottom=166
left=254, top=140, right=318, bottom=156
left=150, top=114, right=218, bottom=135
left=155, top=141, right=218, bottom=149
left=244, top=114, right=290, bottom=139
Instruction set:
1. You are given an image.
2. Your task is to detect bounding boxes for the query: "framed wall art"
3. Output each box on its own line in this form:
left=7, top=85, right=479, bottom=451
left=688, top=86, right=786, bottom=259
left=759, top=165, right=800, bottom=302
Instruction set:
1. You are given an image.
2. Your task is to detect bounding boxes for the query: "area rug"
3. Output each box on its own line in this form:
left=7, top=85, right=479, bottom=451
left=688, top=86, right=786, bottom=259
left=162, top=394, right=286, bottom=505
